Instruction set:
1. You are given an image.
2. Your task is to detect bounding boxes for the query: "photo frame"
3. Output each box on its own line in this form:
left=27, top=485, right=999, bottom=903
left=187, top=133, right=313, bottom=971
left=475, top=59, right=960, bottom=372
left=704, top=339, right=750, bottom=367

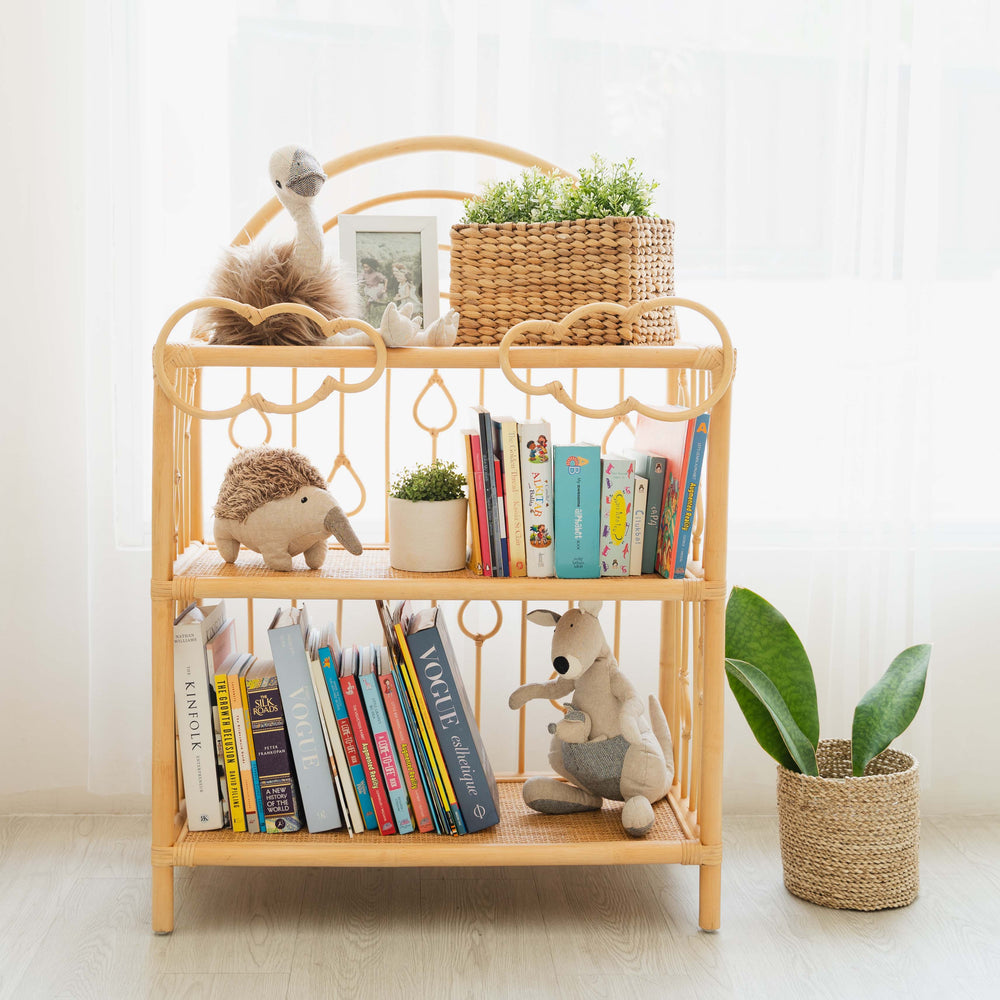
left=338, top=215, right=440, bottom=331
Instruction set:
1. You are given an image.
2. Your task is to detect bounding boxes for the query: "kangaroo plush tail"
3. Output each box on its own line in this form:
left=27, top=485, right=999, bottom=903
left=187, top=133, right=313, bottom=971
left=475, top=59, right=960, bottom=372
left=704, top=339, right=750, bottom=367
left=648, top=695, right=674, bottom=772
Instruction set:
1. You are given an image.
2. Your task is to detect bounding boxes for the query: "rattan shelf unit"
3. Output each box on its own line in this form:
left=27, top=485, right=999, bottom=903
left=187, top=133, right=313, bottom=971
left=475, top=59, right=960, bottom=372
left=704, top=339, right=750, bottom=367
left=150, top=136, right=734, bottom=935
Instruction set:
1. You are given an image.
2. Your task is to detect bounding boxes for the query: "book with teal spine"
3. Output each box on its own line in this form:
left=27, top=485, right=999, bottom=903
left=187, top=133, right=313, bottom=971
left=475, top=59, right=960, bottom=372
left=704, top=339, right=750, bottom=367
left=599, top=455, right=634, bottom=577
left=553, top=442, right=601, bottom=578
left=672, top=412, right=711, bottom=578
left=358, top=645, right=415, bottom=835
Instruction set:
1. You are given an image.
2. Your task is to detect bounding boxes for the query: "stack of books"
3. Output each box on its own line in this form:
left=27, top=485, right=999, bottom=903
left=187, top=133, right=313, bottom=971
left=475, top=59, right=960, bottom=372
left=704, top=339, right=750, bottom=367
left=462, top=405, right=710, bottom=580
left=172, top=599, right=500, bottom=836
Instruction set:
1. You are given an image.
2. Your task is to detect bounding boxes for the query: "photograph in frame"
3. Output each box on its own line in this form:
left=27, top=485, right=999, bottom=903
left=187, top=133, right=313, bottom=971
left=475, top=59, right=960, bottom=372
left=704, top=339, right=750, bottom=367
left=338, top=215, right=440, bottom=330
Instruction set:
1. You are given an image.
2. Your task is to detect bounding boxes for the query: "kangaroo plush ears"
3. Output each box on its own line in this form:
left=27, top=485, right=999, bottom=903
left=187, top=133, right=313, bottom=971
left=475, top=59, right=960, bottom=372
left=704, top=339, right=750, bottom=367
left=528, top=602, right=603, bottom=629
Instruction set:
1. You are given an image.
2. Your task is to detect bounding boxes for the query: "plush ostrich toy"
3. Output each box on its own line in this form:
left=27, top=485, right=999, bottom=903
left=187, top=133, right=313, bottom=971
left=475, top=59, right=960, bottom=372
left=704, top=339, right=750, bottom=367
left=204, top=145, right=458, bottom=348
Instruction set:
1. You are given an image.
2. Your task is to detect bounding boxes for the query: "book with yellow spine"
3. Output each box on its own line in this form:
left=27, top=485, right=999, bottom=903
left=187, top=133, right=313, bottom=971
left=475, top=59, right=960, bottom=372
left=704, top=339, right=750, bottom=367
left=214, top=651, right=246, bottom=832
left=499, top=416, right=527, bottom=577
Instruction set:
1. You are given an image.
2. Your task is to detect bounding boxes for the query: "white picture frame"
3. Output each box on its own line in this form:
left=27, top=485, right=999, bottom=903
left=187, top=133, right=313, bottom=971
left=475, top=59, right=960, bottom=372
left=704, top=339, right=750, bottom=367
left=338, top=214, right=440, bottom=330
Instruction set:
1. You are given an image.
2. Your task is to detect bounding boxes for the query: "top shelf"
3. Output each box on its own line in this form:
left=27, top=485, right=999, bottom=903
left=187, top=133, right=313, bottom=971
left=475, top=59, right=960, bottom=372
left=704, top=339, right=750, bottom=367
left=161, top=342, right=725, bottom=372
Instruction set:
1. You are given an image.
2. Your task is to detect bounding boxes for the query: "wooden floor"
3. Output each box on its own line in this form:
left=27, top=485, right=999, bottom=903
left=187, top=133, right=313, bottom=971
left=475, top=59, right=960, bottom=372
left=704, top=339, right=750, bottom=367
left=1, top=815, right=997, bottom=1000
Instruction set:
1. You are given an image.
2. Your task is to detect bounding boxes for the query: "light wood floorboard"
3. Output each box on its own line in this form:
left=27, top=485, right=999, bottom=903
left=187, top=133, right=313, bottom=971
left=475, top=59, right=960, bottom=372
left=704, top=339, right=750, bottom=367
left=1, top=814, right=998, bottom=999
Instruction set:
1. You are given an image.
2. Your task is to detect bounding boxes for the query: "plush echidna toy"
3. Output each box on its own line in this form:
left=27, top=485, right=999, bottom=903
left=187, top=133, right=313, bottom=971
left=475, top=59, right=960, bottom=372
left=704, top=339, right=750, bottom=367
left=203, top=145, right=458, bottom=348
left=213, top=445, right=362, bottom=572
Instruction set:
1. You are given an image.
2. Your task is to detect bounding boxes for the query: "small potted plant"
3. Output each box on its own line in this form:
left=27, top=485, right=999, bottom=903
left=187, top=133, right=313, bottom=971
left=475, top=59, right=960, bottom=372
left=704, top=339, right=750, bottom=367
left=450, top=155, right=677, bottom=347
left=388, top=460, right=468, bottom=572
left=725, top=586, right=931, bottom=911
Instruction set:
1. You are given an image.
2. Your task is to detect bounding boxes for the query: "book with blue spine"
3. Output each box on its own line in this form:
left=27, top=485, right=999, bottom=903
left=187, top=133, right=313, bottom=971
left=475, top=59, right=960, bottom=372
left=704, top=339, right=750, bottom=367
left=266, top=606, right=343, bottom=832
left=405, top=606, right=500, bottom=833
left=318, top=644, right=378, bottom=831
left=672, top=412, right=711, bottom=578
left=553, top=442, right=601, bottom=578
left=599, top=455, right=634, bottom=577
left=358, top=645, right=415, bottom=835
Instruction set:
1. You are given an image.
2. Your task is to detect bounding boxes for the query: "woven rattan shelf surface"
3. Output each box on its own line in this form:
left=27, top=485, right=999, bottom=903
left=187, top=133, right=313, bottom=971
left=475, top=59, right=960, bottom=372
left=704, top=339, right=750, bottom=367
left=164, top=543, right=721, bottom=603
left=174, top=782, right=698, bottom=868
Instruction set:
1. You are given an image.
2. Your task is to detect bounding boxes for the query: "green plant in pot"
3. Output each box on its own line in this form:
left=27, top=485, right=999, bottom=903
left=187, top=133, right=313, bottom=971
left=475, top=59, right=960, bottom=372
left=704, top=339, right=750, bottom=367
left=725, top=586, right=931, bottom=910
left=387, top=460, right=467, bottom=573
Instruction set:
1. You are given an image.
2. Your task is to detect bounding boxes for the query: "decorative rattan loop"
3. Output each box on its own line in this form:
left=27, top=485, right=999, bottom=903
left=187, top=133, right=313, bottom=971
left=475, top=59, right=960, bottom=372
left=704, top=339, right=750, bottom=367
left=326, top=454, right=367, bottom=518
left=498, top=297, right=735, bottom=423
left=152, top=297, right=389, bottom=419
left=227, top=408, right=273, bottom=449
left=456, top=600, right=503, bottom=643
left=412, top=370, right=459, bottom=439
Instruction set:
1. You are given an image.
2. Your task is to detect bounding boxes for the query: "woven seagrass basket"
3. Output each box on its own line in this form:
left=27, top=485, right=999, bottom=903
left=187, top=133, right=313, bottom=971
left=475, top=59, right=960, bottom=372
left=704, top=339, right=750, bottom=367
left=776, top=739, right=920, bottom=911
left=449, top=216, right=679, bottom=346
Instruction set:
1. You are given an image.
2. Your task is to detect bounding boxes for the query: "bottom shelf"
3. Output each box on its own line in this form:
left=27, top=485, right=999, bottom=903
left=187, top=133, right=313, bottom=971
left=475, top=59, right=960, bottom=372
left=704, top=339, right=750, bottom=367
left=172, top=781, right=705, bottom=868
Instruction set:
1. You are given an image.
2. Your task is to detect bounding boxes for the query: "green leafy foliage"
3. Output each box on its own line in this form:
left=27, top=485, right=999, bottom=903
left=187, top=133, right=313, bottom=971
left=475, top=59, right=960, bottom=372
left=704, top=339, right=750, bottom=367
left=724, top=659, right=819, bottom=775
left=725, top=587, right=930, bottom=775
left=460, top=156, right=659, bottom=225
left=389, top=460, right=466, bottom=502
left=725, top=587, right=820, bottom=765
left=851, top=644, right=931, bottom=776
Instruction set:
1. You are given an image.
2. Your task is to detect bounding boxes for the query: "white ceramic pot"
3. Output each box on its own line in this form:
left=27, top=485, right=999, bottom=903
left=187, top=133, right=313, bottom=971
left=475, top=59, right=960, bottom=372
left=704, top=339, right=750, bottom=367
left=388, top=496, right=468, bottom=572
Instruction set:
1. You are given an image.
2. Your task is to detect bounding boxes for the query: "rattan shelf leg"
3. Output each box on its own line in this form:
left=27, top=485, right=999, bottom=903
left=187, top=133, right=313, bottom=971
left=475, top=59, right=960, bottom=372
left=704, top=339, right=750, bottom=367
left=699, top=861, right=722, bottom=931
left=152, top=863, right=175, bottom=935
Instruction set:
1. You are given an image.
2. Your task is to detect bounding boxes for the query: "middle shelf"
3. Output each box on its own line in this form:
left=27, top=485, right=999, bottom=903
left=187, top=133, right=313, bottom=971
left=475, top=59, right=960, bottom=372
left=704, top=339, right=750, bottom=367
left=165, top=542, right=724, bottom=603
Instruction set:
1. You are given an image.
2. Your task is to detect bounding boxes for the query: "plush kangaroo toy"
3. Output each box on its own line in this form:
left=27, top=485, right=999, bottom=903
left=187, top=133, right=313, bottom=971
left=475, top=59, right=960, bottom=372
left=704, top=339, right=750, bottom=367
left=508, top=601, right=674, bottom=837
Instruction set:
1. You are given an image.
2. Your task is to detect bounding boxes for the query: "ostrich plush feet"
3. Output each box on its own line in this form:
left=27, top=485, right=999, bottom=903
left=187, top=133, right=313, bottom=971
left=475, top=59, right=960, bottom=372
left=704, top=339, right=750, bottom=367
left=522, top=776, right=602, bottom=814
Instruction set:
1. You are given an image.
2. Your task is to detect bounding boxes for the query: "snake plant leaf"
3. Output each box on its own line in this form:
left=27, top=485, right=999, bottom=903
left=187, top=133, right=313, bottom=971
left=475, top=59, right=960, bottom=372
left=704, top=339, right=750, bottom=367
left=725, top=587, right=820, bottom=750
left=851, top=643, right=931, bottom=776
left=724, top=659, right=819, bottom=775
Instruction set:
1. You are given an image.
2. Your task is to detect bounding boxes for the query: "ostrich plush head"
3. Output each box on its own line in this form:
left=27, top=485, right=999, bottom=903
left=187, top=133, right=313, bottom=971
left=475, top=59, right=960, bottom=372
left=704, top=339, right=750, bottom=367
left=204, top=145, right=357, bottom=346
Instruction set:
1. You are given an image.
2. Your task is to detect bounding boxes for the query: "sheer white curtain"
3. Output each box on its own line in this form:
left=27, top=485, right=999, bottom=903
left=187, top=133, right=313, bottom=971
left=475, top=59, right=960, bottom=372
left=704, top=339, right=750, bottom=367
left=65, top=0, right=1000, bottom=808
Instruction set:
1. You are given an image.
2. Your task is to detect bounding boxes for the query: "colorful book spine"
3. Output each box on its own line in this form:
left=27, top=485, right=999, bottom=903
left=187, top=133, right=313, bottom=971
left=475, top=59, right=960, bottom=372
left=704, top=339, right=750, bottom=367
left=599, top=455, right=634, bottom=577
left=379, top=668, right=435, bottom=833
left=553, top=442, right=602, bottom=578
left=626, top=450, right=666, bottom=575
left=673, top=413, right=711, bottom=578
left=518, top=419, right=554, bottom=578
left=213, top=654, right=246, bottom=833
left=243, top=658, right=303, bottom=833
left=237, top=663, right=267, bottom=829
left=629, top=475, right=648, bottom=576
left=318, top=646, right=377, bottom=831
left=267, top=609, right=343, bottom=832
left=339, top=657, right=397, bottom=835
left=462, top=430, right=484, bottom=575
left=171, top=602, right=226, bottom=831
left=474, top=407, right=504, bottom=577
left=359, top=667, right=415, bottom=834
left=228, top=659, right=259, bottom=832
left=500, top=417, right=527, bottom=576
left=394, top=621, right=464, bottom=835
left=405, top=608, right=500, bottom=833
left=490, top=418, right=510, bottom=577
left=469, top=431, right=493, bottom=576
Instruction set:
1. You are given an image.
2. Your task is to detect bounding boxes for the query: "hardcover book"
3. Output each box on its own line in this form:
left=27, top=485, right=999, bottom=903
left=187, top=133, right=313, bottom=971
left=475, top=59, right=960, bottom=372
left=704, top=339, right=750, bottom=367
left=467, top=430, right=493, bottom=576
left=243, top=657, right=304, bottom=833
left=629, top=475, right=648, bottom=576
left=498, top=416, right=527, bottom=576
left=266, top=607, right=343, bottom=832
left=599, top=455, right=634, bottom=577
left=461, top=429, right=484, bottom=575
left=672, top=413, right=711, bottom=578
left=339, top=646, right=397, bottom=835
left=625, top=449, right=667, bottom=575
left=518, top=419, right=554, bottom=577
left=472, top=405, right=504, bottom=576
left=236, top=658, right=267, bottom=831
left=227, top=652, right=259, bottom=833
left=553, top=442, right=601, bottom=578
left=359, top=646, right=415, bottom=834
left=405, top=606, right=500, bottom=833
left=214, top=650, right=246, bottom=832
left=172, top=602, right=228, bottom=831
left=490, top=417, right=511, bottom=576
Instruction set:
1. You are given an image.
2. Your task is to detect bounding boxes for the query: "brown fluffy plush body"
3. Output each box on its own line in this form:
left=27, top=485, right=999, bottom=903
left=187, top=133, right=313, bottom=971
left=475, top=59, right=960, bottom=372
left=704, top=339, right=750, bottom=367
left=214, top=445, right=328, bottom=522
left=205, top=241, right=358, bottom=346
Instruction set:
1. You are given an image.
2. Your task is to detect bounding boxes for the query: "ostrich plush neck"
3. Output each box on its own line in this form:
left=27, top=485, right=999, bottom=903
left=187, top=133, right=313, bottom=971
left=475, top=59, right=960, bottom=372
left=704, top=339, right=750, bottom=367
left=269, top=146, right=327, bottom=274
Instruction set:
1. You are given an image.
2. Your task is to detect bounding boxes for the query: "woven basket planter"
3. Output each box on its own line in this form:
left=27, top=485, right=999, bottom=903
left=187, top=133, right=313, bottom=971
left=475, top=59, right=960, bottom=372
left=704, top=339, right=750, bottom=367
left=776, top=739, right=920, bottom=911
left=449, top=216, right=679, bottom=346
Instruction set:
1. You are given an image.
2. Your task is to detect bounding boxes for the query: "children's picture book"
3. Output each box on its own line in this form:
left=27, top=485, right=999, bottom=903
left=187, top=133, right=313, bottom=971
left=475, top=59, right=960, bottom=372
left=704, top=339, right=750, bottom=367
left=498, top=416, right=527, bottom=577
left=672, top=412, right=711, bottom=578
left=518, top=418, right=554, bottom=577
left=600, top=455, right=634, bottom=577
left=625, top=449, right=667, bottom=575
left=553, top=442, right=601, bottom=578
left=629, top=475, right=648, bottom=576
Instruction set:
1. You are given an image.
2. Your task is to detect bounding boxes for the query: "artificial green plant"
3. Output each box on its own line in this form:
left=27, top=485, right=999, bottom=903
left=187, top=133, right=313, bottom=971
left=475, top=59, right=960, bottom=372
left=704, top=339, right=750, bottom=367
left=724, top=587, right=930, bottom=777
left=460, top=155, right=659, bottom=225
left=389, top=460, right=466, bottom=502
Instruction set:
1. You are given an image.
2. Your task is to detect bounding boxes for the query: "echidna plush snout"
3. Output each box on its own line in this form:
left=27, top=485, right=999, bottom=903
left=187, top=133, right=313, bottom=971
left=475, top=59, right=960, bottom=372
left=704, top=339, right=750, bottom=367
left=325, top=502, right=363, bottom=555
